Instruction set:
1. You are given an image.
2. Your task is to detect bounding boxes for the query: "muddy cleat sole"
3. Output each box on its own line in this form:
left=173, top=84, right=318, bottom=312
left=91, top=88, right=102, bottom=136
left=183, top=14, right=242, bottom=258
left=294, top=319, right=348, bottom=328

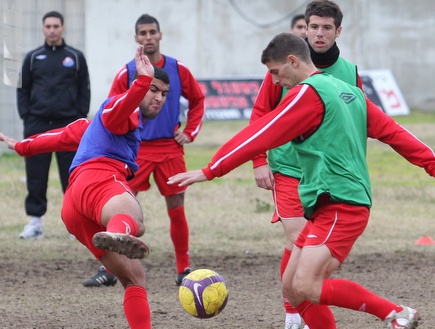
left=92, top=232, right=149, bottom=259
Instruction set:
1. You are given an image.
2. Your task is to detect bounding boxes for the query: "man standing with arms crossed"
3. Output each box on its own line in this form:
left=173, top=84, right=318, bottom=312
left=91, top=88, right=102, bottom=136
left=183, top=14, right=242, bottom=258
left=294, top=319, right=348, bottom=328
left=16, top=11, right=90, bottom=239
left=83, top=14, right=204, bottom=287
left=251, top=2, right=361, bottom=328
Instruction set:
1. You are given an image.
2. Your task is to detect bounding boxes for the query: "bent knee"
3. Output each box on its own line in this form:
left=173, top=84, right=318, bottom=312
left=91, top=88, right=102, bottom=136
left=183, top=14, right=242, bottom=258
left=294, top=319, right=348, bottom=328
left=292, top=275, right=321, bottom=302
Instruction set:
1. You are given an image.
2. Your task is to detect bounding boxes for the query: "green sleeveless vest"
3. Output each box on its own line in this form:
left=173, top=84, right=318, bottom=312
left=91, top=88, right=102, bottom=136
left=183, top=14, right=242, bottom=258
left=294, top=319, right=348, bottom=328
left=294, top=72, right=371, bottom=218
left=268, top=57, right=358, bottom=179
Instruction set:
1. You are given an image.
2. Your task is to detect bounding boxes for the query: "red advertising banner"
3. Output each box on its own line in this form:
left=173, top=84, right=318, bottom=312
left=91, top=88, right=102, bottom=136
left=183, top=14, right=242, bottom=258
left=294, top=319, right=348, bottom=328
left=181, top=78, right=263, bottom=120
left=181, top=72, right=408, bottom=121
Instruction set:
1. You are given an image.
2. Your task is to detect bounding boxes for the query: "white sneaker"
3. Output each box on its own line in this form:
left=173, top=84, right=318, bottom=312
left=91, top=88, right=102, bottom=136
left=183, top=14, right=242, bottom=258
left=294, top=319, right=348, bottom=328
left=18, top=224, right=43, bottom=239
left=386, top=305, right=420, bottom=329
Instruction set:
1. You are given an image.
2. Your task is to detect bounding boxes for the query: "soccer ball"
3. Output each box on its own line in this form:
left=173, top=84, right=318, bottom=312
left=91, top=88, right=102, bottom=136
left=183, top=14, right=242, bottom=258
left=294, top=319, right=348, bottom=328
left=178, top=268, right=229, bottom=319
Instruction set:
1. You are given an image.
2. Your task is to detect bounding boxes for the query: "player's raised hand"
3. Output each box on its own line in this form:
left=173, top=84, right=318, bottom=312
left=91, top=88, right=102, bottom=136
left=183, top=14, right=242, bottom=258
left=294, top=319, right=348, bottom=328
left=168, top=170, right=207, bottom=186
left=0, top=132, right=18, bottom=150
left=135, top=44, right=154, bottom=78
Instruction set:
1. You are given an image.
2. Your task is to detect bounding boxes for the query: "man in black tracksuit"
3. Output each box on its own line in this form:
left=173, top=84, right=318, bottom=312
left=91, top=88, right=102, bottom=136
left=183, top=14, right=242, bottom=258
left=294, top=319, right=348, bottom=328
left=16, top=11, right=90, bottom=239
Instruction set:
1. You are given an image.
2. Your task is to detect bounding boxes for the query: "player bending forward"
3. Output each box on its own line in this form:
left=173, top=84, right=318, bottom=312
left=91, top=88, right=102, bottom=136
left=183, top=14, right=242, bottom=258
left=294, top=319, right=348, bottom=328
left=168, top=33, right=430, bottom=329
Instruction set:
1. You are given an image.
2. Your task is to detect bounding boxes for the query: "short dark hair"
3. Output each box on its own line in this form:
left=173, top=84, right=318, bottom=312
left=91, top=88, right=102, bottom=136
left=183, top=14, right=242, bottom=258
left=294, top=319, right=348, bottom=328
left=132, top=66, right=170, bottom=85
left=291, top=14, right=305, bottom=28
left=42, top=11, right=64, bottom=25
left=305, top=0, right=343, bottom=28
left=261, top=32, right=311, bottom=65
left=135, top=14, right=160, bottom=34
left=153, top=66, right=170, bottom=85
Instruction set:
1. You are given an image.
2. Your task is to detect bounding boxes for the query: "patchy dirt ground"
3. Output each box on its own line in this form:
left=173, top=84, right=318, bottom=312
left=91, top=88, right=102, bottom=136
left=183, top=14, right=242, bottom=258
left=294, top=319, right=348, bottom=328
left=1, top=247, right=433, bottom=329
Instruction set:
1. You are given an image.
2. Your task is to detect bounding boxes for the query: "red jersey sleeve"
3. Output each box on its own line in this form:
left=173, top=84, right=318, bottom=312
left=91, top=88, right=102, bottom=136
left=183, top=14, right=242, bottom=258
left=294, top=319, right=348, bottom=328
left=249, top=72, right=283, bottom=168
left=102, top=75, right=152, bottom=134
left=178, top=61, right=205, bottom=142
left=202, top=85, right=324, bottom=180
left=108, top=65, right=129, bottom=97
left=366, top=98, right=435, bottom=177
left=15, top=118, right=91, bottom=156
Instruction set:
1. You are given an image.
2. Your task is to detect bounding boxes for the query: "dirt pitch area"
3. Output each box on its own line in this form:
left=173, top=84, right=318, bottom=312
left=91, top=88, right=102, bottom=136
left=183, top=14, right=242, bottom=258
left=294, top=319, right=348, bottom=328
left=1, top=246, right=434, bottom=328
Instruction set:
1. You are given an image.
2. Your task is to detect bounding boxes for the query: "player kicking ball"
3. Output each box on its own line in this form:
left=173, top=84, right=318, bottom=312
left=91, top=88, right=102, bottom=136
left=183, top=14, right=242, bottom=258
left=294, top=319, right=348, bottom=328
left=2, top=45, right=170, bottom=329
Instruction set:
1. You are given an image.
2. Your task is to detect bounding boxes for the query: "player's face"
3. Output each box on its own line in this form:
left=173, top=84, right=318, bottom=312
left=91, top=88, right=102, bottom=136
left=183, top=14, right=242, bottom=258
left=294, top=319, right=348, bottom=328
left=290, top=18, right=307, bottom=39
left=139, top=78, right=169, bottom=120
left=306, top=15, right=341, bottom=53
left=135, top=23, right=162, bottom=56
left=266, top=59, right=300, bottom=90
left=42, top=17, right=64, bottom=46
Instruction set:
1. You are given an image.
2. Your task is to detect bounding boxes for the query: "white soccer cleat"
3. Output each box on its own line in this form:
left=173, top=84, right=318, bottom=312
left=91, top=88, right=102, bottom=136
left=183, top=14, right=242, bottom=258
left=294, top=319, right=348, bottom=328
left=284, top=321, right=304, bottom=329
left=386, top=305, right=420, bottom=329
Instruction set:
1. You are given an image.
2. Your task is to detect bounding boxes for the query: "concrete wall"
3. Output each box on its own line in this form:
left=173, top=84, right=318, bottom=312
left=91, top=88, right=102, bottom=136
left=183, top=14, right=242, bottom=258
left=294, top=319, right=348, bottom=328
left=0, top=0, right=85, bottom=153
left=1, top=0, right=435, bottom=153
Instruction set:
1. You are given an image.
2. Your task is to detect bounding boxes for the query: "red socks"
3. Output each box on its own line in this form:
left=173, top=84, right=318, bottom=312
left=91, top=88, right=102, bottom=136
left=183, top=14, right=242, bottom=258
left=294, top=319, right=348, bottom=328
left=124, top=285, right=151, bottom=329
left=296, top=300, right=336, bottom=329
left=168, top=206, right=190, bottom=273
left=280, top=248, right=291, bottom=280
left=320, top=278, right=402, bottom=320
left=106, top=214, right=139, bottom=236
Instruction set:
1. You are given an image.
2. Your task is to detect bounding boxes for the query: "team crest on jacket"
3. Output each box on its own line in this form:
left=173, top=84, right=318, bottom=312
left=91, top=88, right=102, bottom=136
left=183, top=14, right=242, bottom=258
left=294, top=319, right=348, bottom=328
left=63, top=57, right=75, bottom=67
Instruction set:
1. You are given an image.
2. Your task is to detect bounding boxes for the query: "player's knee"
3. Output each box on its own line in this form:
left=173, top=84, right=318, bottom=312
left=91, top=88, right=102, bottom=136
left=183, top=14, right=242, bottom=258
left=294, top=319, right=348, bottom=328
left=292, top=274, right=320, bottom=302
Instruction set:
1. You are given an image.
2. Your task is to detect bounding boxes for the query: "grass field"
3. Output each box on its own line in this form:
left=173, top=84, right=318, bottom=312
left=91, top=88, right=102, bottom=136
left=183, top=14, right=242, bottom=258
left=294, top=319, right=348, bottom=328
left=1, top=110, right=435, bottom=328
left=1, top=110, right=435, bottom=257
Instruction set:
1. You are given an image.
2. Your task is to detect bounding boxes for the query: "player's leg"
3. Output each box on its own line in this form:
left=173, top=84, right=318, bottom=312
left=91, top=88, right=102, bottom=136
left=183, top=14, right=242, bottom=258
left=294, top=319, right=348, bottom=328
left=100, top=254, right=151, bottom=329
left=282, top=244, right=336, bottom=329
left=62, top=182, right=151, bottom=329
left=68, top=166, right=149, bottom=259
left=54, top=150, right=76, bottom=192
left=273, top=173, right=307, bottom=329
left=154, top=156, right=191, bottom=285
left=280, top=219, right=307, bottom=328
left=83, top=158, right=153, bottom=285
left=287, top=203, right=419, bottom=328
left=93, top=191, right=148, bottom=259
left=20, top=152, right=51, bottom=239
left=164, top=192, right=191, bottom=284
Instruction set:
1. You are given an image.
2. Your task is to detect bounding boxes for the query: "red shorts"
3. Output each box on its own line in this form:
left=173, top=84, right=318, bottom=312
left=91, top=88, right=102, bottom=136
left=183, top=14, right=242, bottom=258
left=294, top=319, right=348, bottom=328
left=61, top=158, right=136, bottom=259
left=271, top=173, right=304, bottom=223
left=128, top=152, right=187, bottom=196
left=295, top=202, right=369, bottom=263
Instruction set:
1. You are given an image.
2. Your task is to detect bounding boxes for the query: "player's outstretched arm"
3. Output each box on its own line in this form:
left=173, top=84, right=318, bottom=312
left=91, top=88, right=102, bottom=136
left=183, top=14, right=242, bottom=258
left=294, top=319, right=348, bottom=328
left=0, top=132, right=18, bottom=150
left=168, top=170, right=207, bottom=186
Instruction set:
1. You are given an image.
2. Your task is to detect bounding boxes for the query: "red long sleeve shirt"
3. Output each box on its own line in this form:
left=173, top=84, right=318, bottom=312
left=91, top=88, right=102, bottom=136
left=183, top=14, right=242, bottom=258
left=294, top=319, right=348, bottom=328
left=202, top=82, right=435, bottom=180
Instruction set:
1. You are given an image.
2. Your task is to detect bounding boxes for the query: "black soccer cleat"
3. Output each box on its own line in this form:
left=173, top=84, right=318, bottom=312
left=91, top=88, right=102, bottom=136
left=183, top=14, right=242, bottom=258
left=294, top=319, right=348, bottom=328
left=175, top=268, right=192, bottom=286
left=82, top=266, right=118, bottom=287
